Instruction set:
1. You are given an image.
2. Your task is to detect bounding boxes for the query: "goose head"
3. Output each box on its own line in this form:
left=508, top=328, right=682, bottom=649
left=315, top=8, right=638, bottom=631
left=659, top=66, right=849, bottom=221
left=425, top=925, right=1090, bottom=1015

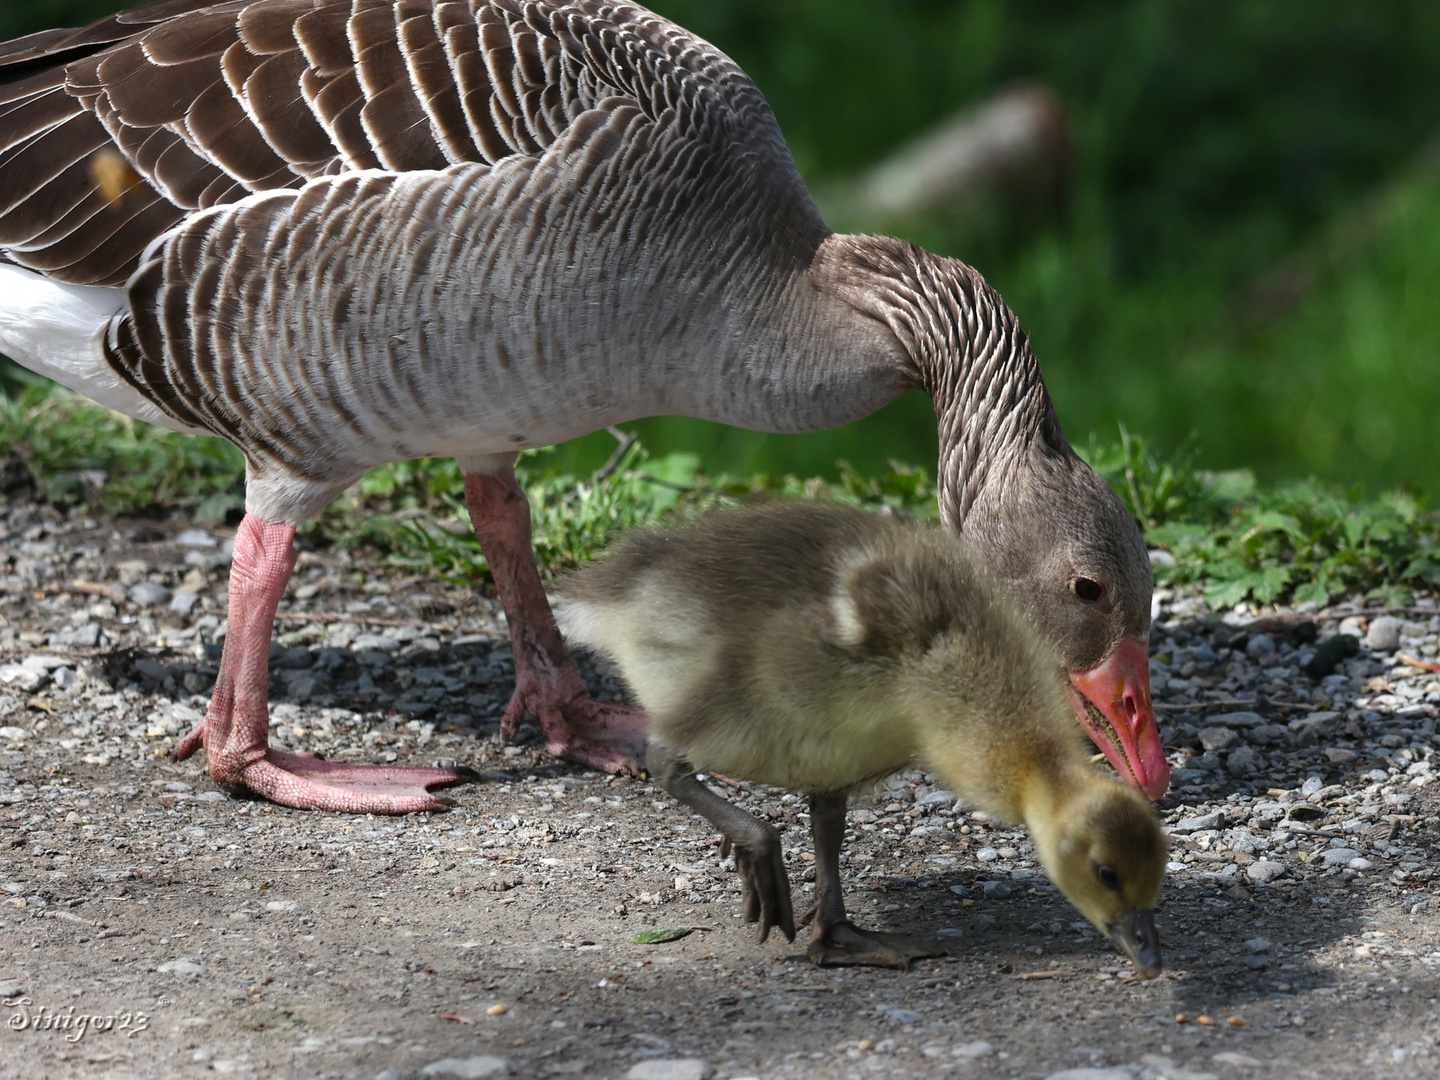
left=1026, top=779, right=1168, bottom=978
left=962, top=441, right=1168, bottom=799
left=820, top=237, right=1168, bottom=798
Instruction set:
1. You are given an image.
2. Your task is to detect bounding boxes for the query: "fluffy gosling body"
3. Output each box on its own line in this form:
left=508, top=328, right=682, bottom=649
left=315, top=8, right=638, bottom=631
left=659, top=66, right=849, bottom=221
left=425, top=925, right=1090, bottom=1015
left=554, top=503, right=1166, bottom=973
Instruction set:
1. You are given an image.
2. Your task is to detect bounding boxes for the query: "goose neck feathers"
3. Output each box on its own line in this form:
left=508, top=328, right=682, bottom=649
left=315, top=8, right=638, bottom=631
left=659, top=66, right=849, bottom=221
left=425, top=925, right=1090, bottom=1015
left=813, top=234, right=1056, bottom=528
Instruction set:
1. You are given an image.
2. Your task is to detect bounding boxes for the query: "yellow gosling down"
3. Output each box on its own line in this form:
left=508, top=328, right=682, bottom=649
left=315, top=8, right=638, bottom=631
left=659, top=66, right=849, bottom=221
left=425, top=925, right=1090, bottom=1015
left=553, top=503, right=1167, bottom=974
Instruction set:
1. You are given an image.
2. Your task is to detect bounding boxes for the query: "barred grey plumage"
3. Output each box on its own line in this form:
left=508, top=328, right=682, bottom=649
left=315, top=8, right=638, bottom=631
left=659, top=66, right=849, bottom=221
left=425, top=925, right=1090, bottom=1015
left=0, top=0, right=1169, bottom=805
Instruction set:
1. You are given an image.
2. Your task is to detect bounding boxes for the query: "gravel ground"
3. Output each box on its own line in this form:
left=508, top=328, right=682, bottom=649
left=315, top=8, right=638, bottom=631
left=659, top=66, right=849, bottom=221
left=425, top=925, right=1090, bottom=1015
left=0, top=498, right=1437, bottom=1080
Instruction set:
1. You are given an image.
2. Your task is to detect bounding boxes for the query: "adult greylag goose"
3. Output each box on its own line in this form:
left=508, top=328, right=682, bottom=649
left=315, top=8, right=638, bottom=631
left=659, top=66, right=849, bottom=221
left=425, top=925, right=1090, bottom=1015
left=553, top=502, right=1167, bottom=973
left=0, top=0, right=1167, bottom=813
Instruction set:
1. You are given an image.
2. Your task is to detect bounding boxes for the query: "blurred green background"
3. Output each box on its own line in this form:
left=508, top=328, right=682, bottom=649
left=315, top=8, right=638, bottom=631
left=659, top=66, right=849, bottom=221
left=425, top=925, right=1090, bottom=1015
left=4, top=0, right=1439, bottom=493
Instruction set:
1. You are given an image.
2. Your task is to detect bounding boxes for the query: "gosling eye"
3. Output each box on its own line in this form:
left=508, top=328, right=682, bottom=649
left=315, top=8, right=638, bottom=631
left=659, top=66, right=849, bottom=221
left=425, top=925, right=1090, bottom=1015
left=1096, top=865, right=1120, bottom=889
left=1073, top=577, right=1106, bottom=604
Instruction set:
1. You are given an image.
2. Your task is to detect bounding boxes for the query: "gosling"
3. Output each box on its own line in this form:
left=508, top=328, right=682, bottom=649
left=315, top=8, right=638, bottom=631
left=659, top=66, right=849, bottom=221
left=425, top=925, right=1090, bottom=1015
left=553, top=503, right=1166, bottom=974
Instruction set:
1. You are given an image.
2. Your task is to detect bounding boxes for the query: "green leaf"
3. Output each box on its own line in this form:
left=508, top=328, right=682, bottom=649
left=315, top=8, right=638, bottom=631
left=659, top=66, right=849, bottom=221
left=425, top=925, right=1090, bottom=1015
left=1292, top=579, right=1331, bottom=608
left=629, top=927, right=693, bottom=945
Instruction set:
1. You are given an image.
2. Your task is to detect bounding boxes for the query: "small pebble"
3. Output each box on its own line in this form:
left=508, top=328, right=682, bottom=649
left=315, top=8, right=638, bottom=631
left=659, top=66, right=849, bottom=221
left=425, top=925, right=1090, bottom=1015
left=952, top=1041, right=994, bottom=1058
left=420, top=1056, right=513, bottom=1079
left=486, top=1003, right=507, bottom=1015
left=1365, top=616, right=1403, bottom=652
left=625, top=1059, right=715, bottom=1080
left=1212, top=1052, right=1263, bottom=1068
left=127, top=582, right=172, bottom=608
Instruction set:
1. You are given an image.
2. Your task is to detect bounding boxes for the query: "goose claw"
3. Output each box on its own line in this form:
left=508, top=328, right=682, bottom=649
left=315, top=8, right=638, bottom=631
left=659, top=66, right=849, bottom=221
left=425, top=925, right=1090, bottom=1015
left=721, top=829, right=796, bottom=944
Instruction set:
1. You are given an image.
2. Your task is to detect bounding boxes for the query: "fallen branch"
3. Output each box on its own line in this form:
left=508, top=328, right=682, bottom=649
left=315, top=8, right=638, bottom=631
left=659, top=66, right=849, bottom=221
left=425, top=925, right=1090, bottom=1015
left=271, top=609, right=505, bottom=637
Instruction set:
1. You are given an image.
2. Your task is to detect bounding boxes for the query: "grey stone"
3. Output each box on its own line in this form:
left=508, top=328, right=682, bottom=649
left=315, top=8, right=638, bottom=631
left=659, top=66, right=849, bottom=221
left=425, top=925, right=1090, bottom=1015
left=1246, top=860, right=1287, bottom=884
left=1227, top=746, right=1263, bottom=776
left=175, top=529, right=218, bottom=548
left=952, top=1041, right=994, bottom=1058
left=1289, top=711, right=1341, bottom=746
left=1365, top=616, right=1403, bottom=652
left=128, top=582, right=172, bottom=607
left=1245, top=937, right=1273, bottom=953
left=134, top=659, right=171, bottom=685
left=353, top=633, right=400, bottom=653
left=1348, top=857, right=1374, bottom=870
left=156, top=959, right=206, bottom=975
left=1172, top=811, right=1224, bottom=833
left=1043, top=1069, right=1135, bottom=1080
left=50, top=666, right=80, bottom=691
left=1321, top=847, right=1362, bottom=865
left=0, top=665, right=44, bottom=692
left=1245, top=633, right=1276, bottom=658
left=1211, top=1052, right=1263, bottom=1069
left=1198, top=726, right=1239, bottom=752
left=169, top=591, right=200, bottom=615
left=194, top=791, right=228, bottom=803
left=422, top=1057, right=514, bottom=1079
left=282, top=671, right=332, bottom=702
left=21, top=655, right=66, bottom=672
left=1300, top=776, right=1324, bottom=796
left=1211, top=711, right=1264, bottom=728
left=914, top=789, right=958, bottom=807
left=625, top=1060, right=714, bottom=1080
left=116, top=560, right=149, bottom=586
left=1249, top=723, right=1289, bottom=745
left=55, top=623, right=103, bottom=648
left=981, top=881, right=1012, bottom=899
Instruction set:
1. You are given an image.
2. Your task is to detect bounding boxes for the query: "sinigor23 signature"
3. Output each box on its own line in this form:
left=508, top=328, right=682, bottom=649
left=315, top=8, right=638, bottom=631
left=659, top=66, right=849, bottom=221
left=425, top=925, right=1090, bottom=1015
left=5, top=997, right=150, bottom=1042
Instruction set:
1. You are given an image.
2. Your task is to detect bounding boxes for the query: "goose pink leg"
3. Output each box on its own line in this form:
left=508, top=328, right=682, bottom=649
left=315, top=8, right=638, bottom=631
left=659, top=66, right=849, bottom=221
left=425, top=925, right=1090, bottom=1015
left=464, top=469, right=647, bottom=774
left=174, top=514, right=477, bottom=812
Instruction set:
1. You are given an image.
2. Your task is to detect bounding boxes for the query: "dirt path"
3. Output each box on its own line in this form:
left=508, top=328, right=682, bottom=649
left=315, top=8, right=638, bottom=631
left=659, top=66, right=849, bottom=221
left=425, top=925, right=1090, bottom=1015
left=0, top=500, right=1437, bottom=1079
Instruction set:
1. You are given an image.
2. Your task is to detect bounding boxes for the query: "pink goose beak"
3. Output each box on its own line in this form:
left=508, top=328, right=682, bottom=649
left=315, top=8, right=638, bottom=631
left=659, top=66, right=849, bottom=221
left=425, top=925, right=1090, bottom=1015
left=1067, top=635, right=1170, bottom=800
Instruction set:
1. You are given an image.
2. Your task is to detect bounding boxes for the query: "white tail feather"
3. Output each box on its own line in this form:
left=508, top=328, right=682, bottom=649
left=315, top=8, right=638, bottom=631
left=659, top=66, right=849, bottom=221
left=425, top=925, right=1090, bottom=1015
left=0, top=263, right=197, bottom=433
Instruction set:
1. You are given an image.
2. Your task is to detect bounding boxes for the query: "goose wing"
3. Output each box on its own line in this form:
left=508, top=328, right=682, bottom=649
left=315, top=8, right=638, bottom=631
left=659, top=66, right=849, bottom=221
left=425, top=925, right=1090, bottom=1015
left=0, top=0, right=809, bottom=286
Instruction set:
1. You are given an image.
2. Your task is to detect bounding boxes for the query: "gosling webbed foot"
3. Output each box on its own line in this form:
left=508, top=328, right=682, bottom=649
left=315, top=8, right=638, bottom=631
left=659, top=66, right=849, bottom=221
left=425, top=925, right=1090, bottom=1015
left=806, top=919, right=948, bottom=969
left=722, top=832, right=795, bottom=944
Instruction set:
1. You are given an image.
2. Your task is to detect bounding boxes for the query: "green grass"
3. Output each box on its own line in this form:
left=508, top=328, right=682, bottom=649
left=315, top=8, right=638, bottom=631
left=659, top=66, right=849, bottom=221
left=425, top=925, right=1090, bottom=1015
left=0, top=388, right=1433, bottom=611
left=1085, top=430, right=1440, bottom=610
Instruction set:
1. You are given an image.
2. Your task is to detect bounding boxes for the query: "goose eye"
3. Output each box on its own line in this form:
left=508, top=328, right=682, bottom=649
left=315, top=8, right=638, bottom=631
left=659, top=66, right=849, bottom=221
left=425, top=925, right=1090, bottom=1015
left=1073, top=577, right=1105, bottom=604
left=1097, top=865, right=1120, bottom=889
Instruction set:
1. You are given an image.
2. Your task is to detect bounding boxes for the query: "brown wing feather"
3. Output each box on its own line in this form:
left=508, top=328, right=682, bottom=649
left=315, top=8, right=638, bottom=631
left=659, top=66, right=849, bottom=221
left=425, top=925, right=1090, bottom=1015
left=0, top=0, right=806, bottom=286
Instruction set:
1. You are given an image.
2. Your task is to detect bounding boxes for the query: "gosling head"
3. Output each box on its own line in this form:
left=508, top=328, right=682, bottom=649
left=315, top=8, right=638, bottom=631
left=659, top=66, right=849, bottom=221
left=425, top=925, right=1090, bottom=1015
left=1035, top=782, right=1167, bottom=978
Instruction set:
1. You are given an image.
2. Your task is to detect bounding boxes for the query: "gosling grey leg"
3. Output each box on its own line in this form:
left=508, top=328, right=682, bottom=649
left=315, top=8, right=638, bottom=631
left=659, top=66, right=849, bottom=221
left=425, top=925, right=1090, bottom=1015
left=648, top=742, right=795, bottom=944
left=803, top=793, right=948, bottom=969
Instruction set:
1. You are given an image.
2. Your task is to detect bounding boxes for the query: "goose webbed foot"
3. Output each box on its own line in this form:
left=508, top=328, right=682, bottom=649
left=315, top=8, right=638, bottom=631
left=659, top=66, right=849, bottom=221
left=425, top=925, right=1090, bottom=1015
left=499, top=666, right=648, bottom=775
left=722, top=832, right=796, bottom=944
left=800, top=915, right=948, bottom=969
left=464, top=466, right=647, bottom=774
left=173, top=512, right=478, bottom=814
left=177, top=719, right=477, bottom=813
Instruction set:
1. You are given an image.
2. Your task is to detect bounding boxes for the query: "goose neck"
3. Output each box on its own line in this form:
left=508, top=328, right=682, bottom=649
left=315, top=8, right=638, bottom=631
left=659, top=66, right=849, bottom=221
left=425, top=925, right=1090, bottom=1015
left=814, top=234, right=1062, bottom=528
